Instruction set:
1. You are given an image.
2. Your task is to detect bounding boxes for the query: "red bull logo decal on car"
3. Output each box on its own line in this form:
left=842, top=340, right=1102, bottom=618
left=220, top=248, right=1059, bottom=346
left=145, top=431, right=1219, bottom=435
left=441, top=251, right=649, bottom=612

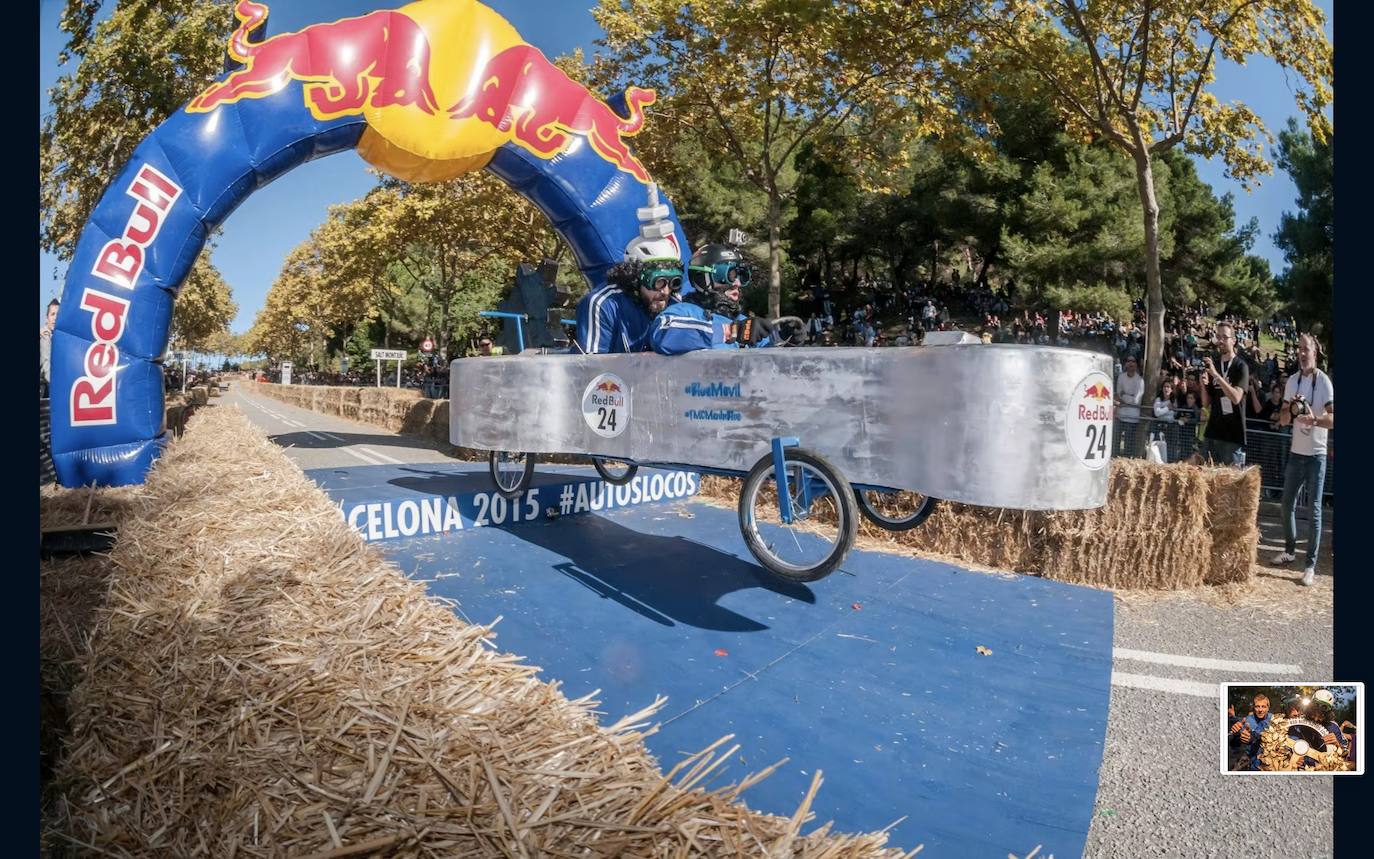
left=1066, top=371, right=1114, bottom=470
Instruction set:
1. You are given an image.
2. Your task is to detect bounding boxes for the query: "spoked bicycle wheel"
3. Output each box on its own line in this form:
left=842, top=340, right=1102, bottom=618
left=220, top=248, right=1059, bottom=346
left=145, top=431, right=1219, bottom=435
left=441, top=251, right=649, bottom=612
left=854, top=489, right=940, bottom=532
left=591, top=456, right=638, bottom=485
left=489, top=450, right=536, bottom=499
left=738, top=447, right=858, bottom=583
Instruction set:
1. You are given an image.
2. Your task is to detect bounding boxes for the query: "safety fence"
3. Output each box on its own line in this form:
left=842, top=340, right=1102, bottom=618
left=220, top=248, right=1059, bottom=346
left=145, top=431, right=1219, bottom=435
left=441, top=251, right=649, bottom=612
left=1111, top=411, right=1333, bottom=502
left=40, top=398, right=55, bottom=486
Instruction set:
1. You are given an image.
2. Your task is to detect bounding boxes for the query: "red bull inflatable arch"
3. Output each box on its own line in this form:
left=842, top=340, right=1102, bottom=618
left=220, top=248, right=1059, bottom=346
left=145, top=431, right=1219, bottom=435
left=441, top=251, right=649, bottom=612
left=49, top=0, right=690, bottom=487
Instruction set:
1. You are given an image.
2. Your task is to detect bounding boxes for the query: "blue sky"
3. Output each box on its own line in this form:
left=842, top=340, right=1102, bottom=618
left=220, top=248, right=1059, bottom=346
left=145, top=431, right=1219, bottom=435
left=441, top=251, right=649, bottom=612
left=39, top=0, right=1334, bottom=333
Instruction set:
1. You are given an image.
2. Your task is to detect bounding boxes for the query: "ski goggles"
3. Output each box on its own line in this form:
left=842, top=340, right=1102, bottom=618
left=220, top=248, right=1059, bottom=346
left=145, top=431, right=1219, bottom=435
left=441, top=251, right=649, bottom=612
left=691, top=261, right=753, bottom=287
left=639, top=265, right=683, bottom=293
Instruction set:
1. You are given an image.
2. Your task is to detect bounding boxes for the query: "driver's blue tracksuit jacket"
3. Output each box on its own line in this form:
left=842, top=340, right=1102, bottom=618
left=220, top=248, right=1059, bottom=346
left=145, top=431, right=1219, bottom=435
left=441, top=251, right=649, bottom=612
left=575, top=286, right=656, bottom=354
left=650, top=303, right=773, bottom=354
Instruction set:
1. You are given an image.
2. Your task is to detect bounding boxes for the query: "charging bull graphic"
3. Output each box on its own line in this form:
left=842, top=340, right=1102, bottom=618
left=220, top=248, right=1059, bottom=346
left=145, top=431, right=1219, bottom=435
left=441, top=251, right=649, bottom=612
left=449, top=45, right=656, bottom=183
left=49, top=0, right=691, bottom=488
left=189, top=1, right=441, bottom=119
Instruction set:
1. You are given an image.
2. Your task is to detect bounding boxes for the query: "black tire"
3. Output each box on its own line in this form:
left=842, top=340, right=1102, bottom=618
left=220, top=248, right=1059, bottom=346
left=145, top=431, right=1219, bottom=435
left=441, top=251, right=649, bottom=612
left=592, top=457, right=638, bottom=485
left=854, top=490, right=940, bottom=532
left=738, top=447, right=858, bottom=583
left=489, top=450, right=535, bottom=499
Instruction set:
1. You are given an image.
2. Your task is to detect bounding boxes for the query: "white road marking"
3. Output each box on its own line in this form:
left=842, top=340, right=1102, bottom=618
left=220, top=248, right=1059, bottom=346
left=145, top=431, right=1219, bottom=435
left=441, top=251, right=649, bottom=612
left=318, top=431, right=344, bottom=442
left=1111, top=672, right=1219, bottom=699
left=340, top=446, right=387, bottom=466
left=304, top=431, right=330, bottom=441
left=1113, top=648, right=1302, bottom=675
left=358, top=446, right=404, bottom=464
left=280, top=417, right=304, bottom=428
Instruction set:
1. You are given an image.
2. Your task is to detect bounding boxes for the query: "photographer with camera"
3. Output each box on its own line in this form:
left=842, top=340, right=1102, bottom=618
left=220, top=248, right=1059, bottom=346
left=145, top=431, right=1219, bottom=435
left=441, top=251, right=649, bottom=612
left=1197, top=323, right=1250, bottom=467
left=1274, top=333, right=1334, bottom=586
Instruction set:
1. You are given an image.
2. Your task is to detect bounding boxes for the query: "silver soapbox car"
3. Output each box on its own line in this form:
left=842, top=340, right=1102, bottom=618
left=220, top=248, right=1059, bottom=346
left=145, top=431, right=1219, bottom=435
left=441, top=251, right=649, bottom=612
left=451, top=343, right=1115, bottom=582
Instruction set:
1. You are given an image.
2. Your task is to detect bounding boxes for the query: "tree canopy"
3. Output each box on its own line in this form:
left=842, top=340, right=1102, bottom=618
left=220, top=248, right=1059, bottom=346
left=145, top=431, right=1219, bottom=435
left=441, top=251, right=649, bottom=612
left=1272, top=117, right=1333, bottom=347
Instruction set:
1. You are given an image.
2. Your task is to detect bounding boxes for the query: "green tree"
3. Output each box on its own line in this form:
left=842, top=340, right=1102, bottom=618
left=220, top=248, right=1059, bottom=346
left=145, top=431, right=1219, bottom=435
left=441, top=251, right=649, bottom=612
left=594, top=0, right=968, bottom=317
left=1001, top=142, right=1142, bottom=315
left=967, top=0, right=1331, bottom=439
left=41, top=0, right=233, bottom=259
left=1272, top=117, right=1332, bottom=347
left=170, top=253, right=237, bottom=351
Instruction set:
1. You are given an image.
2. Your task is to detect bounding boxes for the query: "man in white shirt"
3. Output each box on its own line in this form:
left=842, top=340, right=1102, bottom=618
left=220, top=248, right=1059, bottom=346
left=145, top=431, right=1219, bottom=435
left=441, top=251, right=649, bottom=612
left=1273, top=333, right=1333, bottom=586
left=1115, top=356, right=1145, bottom=456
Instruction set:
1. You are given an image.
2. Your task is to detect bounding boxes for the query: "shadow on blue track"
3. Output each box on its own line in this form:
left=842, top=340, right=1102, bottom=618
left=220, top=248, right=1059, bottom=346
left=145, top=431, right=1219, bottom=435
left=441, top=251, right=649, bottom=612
left=270, top=430, right=442, bottom=452
left=491, top=513, right=816, bottom=632
left=384, top=465, right=598, bottom=496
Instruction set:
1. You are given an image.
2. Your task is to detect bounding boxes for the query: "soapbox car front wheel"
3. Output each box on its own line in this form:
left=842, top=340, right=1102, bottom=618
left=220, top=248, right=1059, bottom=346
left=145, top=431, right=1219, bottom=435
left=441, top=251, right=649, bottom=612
left=854, top=490, right=940, bottom=532
left=591, top=457, right=638, bottom=485
left=738, top=448, right=858, bottom=583
left=489, top=451, right=536, bottom=499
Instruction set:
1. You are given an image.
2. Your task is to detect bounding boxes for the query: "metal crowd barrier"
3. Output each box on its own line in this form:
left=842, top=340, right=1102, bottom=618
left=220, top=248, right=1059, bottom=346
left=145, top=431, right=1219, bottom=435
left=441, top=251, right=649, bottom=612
left=40, top=398, right=55, bottom=486
left=1111, top=412, right=1333, bottom=501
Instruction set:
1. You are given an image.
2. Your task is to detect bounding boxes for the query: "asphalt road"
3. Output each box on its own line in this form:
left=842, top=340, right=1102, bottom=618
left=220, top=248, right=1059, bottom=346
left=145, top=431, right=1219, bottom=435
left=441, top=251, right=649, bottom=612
left=221, top=382, right=1339, bottom=858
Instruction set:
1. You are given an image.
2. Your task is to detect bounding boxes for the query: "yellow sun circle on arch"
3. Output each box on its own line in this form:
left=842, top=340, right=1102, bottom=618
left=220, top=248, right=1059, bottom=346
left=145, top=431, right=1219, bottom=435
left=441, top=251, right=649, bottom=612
left=359, top=0, right=527, bottom=182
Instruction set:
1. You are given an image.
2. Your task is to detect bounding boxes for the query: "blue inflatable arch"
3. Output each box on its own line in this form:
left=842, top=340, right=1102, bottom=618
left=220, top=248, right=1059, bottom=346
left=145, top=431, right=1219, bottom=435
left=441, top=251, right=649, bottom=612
left=50, top=75, right=690, bottom=488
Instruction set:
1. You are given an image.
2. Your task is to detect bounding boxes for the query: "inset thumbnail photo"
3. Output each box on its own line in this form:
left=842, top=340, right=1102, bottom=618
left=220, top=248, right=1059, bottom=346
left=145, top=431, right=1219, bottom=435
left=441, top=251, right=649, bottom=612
left=1223, top=683, right=1362, bottom=774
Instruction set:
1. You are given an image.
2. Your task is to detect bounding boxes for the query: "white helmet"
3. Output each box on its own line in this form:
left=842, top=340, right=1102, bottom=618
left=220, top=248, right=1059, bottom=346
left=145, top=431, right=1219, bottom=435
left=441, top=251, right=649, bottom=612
left=624, top=182, right=682, bottom=263
left=625, top=233, right=680, bottom=262
left=1313, top=689, right=1335, bottom=709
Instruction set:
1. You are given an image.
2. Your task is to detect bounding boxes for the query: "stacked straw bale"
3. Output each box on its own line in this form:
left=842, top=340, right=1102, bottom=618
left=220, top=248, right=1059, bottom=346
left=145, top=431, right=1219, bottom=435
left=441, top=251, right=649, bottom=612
left=1201, top=465, right=1263, bottom=584
left=253, top=382, right=467, bottom=453
left=49, top=406, right=916, bottom=856
left=704, top=458, right=1258, bottom=590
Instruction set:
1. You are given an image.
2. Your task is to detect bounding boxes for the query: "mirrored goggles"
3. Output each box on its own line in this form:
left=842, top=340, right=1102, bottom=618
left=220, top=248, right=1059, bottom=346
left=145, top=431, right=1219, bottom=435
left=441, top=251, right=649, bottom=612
left=640, top=267, right=683, bottom=293
left=692, top=261, right=752, bottom=287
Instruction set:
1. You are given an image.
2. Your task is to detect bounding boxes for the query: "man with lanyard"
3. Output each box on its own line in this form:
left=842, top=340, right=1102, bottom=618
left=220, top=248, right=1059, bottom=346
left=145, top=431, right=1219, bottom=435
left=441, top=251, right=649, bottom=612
left=1273, top=333, right=1334, bottom=586
left=1198, top=322, right=1249, bottom=466
left=574, top=237, right=683, bottom=354
left=651, top=244, right=771, bottom=354
left=1236, top=693, right=1272, bottom=770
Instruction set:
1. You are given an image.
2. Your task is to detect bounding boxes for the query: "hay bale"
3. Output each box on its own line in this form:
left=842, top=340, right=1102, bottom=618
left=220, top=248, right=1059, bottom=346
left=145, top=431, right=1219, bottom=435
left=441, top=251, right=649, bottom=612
left=400, top=399, right=436, bottom=435
left=189, top=385, right=209, bottom=406
left=324, top=386, right=347, bottom=417
left=700, top=460, right=1256, bottom=591
left=358, top=387, right=390, bottom=426
left=426, top=402, right=450, bottom=444
left=1039, top=459, right=1214, bottom=588
left=1203, top=465, right=1261, bottom=585
left=50, top=407, right=912, bottom=857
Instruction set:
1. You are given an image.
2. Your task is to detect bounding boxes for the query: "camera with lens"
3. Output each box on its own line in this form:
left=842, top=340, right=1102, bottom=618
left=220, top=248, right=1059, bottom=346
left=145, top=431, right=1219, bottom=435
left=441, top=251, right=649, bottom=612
left=1290, top=396, right=1311, bottom=418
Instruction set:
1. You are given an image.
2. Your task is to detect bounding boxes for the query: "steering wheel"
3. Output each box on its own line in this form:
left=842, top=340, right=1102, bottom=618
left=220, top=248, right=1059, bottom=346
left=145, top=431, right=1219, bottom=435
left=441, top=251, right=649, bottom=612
left=1273, top=720, right=1342, bottom=770
left=768, top=316, right=809, bottom=346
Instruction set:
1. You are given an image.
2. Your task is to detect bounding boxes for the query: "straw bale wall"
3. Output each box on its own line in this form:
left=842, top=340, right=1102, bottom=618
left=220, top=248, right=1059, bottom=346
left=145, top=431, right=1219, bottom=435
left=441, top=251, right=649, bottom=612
left=705, top=458, right=1259, bottom=590
left=46, top=406, right=915, bottom=856
left=255, top=382, right=451, bottom=445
